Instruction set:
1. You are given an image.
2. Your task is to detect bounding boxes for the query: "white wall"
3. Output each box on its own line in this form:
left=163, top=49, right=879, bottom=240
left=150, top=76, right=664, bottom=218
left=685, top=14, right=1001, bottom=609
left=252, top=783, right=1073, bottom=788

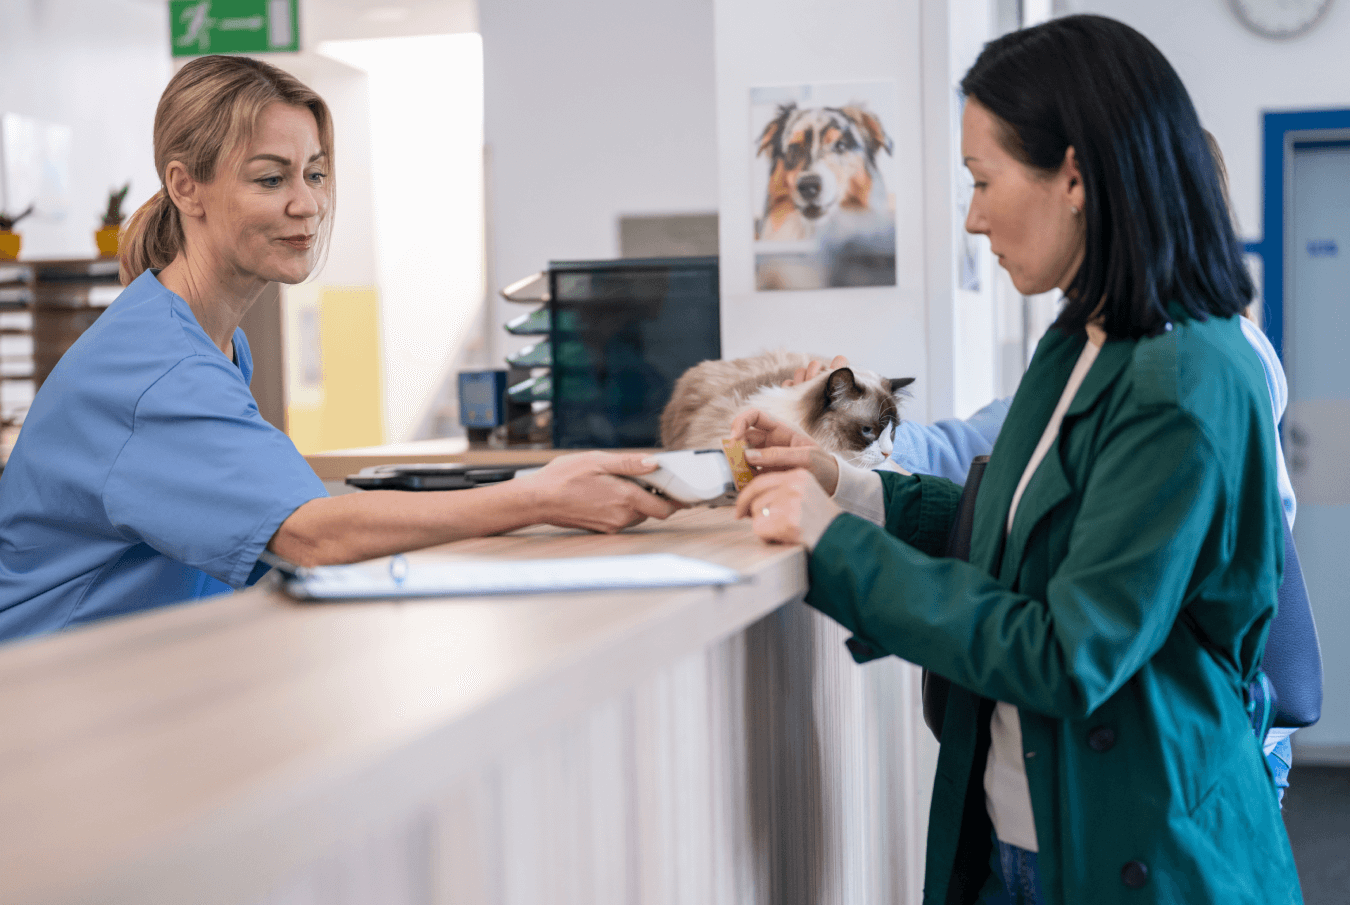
left=318, top=35, right=486, bottom=444
left=301, top=0, right=475, bottom=45
left=0, top=0, right=169, bottom=258
left=1066, top=0, right=1350, bottom=244
left=713, top=0, right=927, bottom=419
left=947, top=0, right=1000, bottom=418
left=714, top=0, right=998, bottom=426
left=478, top=0, right=720, bottom=364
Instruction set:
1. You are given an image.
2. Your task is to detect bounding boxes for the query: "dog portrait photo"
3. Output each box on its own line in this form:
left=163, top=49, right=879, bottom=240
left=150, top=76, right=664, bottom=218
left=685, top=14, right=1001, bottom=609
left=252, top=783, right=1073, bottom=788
left=751, top=82, right=899, bottom=291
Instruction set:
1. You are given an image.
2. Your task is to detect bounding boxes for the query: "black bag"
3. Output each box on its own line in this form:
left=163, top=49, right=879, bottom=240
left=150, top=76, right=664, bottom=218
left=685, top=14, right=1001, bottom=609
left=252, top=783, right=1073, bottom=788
left=920, top=455, right=1324, bottom=741
left=921, top=456, right=988, bottom=743
left=1262, top=512, right=1323, bottom=728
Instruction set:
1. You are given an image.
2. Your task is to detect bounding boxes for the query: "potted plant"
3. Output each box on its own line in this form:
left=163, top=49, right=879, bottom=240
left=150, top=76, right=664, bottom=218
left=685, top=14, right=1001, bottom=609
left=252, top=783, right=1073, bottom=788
left=0, top=204, right=34, bottom=261
left=96, top=183, right=130, bottom=258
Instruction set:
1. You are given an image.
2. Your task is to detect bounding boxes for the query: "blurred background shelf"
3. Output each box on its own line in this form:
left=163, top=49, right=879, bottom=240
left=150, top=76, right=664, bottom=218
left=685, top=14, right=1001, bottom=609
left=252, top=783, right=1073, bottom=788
left=0, top=258, right=120, bottom=465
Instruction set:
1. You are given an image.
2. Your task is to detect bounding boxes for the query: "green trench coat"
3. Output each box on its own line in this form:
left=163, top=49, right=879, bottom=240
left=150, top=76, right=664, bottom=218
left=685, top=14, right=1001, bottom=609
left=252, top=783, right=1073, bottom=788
left=806, top=311, right=1302, bottom=904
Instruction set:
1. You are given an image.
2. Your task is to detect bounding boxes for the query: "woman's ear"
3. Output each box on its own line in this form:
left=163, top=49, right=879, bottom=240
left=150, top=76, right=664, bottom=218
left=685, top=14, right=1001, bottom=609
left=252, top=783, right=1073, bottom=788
left=1063, top=146, right=1085, bottom=215
left=163, top=160, right=204, bottom=220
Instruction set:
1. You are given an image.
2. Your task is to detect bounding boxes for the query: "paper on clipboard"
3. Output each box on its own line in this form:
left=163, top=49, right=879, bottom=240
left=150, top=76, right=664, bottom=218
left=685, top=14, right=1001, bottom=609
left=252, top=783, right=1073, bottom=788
left=268, top=553, right=745, bottom=601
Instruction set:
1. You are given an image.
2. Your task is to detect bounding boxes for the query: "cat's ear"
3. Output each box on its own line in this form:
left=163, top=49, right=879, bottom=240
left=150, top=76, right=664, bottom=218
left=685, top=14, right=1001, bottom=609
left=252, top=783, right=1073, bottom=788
left=824, top=368, right=859, bottom=406
left=889, top=377, right=916, bottom=395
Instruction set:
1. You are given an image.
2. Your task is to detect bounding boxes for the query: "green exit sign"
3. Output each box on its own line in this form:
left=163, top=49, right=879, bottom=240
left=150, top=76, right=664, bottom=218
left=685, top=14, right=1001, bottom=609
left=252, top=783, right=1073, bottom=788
left=169, top=0, right=300, bottom=57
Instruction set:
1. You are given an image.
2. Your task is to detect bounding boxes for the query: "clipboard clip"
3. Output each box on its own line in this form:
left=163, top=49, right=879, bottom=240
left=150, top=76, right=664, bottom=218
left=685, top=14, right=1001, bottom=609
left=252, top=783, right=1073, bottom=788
left=262, top=550, right=412, bottom=588
left=258, top=550, right=308, bottom=579
left=389, top=554, right=409, bottom=587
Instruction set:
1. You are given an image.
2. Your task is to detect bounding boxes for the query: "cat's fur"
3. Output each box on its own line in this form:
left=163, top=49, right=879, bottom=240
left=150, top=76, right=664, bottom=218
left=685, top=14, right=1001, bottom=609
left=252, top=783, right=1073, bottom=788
left=660, top=350, right=915, bottom=468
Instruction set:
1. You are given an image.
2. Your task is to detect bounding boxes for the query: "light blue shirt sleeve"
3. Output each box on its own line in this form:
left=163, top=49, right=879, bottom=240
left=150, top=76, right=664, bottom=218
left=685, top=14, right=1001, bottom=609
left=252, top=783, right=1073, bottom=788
left=890, top=396, right=1011, bottom=483
left=103, top=351, right=327, bottom=589
left=1239, top=316, right=1296, bottom=527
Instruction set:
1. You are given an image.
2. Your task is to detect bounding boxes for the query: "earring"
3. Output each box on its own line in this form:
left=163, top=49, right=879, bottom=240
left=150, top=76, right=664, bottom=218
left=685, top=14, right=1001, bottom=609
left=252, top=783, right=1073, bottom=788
left=1070, top=205, right=1081, bottom=215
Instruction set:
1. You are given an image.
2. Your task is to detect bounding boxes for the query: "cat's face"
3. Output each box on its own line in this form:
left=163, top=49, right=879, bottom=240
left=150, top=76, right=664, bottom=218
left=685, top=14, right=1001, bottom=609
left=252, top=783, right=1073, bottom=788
left=801, top=369, right=915, bottom=467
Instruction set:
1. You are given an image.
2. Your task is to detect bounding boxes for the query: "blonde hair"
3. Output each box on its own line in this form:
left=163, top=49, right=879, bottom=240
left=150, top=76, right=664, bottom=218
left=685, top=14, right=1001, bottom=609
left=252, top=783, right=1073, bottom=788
left=1203, top=129, right=1258, bottom=322
left=120, top=55, right=335, bottom=285
left=1204, top=129, right=1233, bottom=224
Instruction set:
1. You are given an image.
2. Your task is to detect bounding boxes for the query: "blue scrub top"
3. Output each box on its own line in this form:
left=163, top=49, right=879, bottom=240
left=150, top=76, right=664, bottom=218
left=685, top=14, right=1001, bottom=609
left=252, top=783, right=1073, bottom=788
left=0, top=270, right=327, bottom=643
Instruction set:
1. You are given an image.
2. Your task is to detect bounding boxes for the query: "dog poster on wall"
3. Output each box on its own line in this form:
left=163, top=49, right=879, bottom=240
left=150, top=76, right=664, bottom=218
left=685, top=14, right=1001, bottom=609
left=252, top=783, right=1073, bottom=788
left=751, top=81, right=899, bottom=291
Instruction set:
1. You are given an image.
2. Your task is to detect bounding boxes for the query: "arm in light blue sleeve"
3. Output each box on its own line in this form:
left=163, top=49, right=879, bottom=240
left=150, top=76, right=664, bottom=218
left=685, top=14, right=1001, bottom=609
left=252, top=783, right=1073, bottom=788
left=1239, top=317, right=1297, bottom=527
left=103, top=354, right=328, bottom=588
left=889, top=396, right=1011, bottom=483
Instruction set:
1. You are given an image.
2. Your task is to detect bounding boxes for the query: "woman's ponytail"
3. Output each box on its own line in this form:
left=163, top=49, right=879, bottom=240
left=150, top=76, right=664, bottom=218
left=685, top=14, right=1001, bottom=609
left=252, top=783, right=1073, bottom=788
left=118, top=188, right=181, bottom=286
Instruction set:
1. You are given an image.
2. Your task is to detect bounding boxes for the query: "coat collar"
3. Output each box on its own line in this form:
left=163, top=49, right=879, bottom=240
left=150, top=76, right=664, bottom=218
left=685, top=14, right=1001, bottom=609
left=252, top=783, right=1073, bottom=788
left=1066, top=332, right=1133, bottom=417
left=969, top=327, right=1135, bottom=580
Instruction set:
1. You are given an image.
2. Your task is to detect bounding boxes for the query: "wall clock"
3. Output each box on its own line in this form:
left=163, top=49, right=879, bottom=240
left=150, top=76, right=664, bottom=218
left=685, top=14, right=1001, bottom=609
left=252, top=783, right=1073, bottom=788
left=1229, top=0, right=1335, bottom=39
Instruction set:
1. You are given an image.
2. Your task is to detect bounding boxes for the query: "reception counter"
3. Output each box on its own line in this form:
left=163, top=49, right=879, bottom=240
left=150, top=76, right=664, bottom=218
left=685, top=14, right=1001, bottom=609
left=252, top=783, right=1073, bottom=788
left=0, top=507, right=936, bottom=905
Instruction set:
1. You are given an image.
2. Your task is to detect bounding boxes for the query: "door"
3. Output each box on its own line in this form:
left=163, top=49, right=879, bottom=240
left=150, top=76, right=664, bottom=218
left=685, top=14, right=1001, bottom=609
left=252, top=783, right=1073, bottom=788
left=1285, top=138, right=1350, bottom=755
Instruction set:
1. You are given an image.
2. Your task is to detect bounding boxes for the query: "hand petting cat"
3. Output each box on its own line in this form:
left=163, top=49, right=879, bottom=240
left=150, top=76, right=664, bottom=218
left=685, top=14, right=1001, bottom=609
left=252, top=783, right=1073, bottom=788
left=781, top=354, right=851, bottom=388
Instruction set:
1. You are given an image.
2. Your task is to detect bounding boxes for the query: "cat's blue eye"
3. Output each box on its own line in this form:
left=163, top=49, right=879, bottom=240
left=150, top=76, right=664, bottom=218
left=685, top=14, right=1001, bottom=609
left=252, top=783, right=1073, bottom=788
left=861, top=427, right=875, bottom=440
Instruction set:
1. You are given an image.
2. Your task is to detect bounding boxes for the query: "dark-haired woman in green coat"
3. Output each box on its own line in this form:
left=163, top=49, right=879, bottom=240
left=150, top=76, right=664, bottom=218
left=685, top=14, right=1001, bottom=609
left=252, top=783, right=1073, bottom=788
left=733, top=15, right=1301, bottom=905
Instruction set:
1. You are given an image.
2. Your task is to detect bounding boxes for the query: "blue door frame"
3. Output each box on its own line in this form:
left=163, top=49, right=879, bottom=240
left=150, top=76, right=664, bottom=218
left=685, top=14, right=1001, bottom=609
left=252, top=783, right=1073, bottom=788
left=1244, top=108, right=1350, bottom=361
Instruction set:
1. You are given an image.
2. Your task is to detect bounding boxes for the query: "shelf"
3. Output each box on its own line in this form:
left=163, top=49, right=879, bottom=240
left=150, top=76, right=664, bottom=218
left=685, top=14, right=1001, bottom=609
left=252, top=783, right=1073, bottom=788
left=29, top=257, right=120, bottom=282
left=0, top=258, right=120, bottom=403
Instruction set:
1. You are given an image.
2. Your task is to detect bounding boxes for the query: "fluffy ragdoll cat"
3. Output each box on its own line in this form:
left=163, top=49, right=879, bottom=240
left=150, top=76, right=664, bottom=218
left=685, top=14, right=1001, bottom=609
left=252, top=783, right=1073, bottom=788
left=660, top=350, right=915, bottom=468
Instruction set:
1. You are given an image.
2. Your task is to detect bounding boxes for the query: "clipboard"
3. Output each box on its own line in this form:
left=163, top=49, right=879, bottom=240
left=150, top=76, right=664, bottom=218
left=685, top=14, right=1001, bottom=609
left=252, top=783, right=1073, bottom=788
left=263, top=552, right=745, bottom=601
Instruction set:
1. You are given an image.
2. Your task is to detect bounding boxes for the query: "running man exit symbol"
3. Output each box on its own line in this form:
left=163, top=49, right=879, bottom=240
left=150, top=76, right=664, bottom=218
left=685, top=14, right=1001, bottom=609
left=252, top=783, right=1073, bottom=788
left=169, top=0, right=299, bottom=56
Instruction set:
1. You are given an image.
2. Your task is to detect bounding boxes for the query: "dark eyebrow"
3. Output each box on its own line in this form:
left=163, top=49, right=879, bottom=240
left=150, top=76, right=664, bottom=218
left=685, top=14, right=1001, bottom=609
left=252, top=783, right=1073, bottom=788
left=246, top=152, right=327, bottom=166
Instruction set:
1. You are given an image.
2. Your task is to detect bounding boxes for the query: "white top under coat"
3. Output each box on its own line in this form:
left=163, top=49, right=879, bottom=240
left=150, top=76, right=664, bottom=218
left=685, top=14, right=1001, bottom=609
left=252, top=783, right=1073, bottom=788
left=983, top=332, right=1102, bottom=853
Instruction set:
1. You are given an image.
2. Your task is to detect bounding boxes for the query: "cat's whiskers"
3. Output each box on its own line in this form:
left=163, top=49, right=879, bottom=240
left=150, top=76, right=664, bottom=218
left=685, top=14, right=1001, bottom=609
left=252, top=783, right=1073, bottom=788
left=846, top=447, right=886, bottom=469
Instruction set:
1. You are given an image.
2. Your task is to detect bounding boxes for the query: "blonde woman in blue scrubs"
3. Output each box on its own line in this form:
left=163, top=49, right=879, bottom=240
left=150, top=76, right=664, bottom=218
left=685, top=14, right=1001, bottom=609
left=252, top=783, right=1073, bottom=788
left=0, top=56, right=677, bottom=644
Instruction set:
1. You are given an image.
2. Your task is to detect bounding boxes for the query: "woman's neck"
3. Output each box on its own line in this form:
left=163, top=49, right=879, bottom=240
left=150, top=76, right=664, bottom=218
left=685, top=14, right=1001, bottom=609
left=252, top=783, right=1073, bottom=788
left=1086, top=319, right=1106, bottom=348
left=157, top=251, right=267, bottom=358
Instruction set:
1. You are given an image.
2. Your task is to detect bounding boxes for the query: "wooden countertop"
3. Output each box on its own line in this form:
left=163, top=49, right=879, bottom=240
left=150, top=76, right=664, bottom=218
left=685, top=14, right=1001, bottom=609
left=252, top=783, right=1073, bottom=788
left=0, top=508, right=805, bottom=905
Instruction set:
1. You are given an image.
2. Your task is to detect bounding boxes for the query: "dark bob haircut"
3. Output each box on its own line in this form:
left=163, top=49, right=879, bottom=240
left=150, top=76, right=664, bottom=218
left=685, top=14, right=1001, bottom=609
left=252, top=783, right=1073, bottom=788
left=960, top=15, right=1252, bottom=338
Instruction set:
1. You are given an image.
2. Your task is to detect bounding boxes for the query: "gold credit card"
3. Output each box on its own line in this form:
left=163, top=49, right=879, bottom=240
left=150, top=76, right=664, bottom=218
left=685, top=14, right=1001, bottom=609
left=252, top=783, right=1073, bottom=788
left=721, top=438, right=754, bottom=491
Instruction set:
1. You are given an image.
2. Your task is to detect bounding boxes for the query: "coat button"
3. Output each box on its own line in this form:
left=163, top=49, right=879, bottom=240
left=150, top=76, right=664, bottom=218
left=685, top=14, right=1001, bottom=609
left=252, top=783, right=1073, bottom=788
left=1088, top=726, right=1116, bottom=752
left=1121, top=860, right=1148, bottom=888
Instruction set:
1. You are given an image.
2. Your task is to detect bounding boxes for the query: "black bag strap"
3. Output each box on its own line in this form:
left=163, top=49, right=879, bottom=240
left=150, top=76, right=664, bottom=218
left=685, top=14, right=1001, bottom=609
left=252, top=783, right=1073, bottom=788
left=921, top=456, right=989, bottom=742
left=1261, top=512, right=1323, bottom=728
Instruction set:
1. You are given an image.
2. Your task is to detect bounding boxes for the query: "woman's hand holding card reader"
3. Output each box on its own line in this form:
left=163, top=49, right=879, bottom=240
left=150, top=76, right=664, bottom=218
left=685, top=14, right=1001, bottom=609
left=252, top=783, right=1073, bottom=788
left=514, top=448, right=744, bottom=506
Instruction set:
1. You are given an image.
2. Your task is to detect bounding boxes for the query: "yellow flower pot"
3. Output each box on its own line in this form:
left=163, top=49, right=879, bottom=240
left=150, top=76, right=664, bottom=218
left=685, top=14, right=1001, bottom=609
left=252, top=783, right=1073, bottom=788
left=95, top=225, right=121, bottom=258
left=0, top=231, right=20, bottom=260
